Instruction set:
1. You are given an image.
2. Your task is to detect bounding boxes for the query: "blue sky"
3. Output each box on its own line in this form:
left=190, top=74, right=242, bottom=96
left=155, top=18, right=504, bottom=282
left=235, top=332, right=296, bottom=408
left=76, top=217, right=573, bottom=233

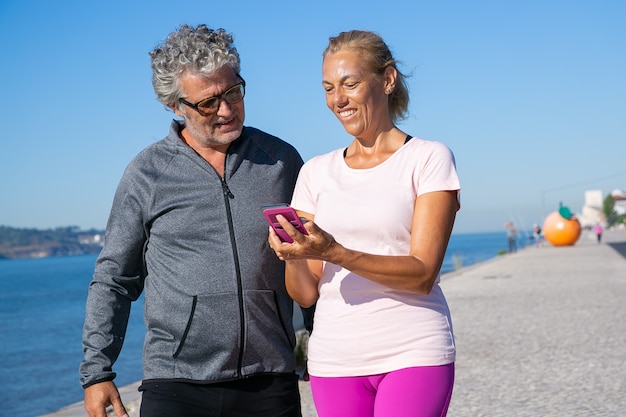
left=1, top=0, right=624, bottom=234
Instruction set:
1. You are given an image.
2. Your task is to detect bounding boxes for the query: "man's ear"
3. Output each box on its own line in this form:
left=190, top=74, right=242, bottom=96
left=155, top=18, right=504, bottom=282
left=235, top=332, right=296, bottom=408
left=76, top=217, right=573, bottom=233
left=169, top=103, right=183, bottom=117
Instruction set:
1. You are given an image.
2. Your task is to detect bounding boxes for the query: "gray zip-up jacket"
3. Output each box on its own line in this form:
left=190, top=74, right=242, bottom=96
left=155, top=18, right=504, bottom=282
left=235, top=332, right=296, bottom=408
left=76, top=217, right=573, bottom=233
left=80, top=120, right=303, bottom=387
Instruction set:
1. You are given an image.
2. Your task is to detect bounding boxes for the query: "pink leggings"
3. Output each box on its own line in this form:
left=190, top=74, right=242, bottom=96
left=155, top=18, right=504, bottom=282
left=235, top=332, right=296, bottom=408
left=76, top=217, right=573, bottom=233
left=309, top=364, right=454, bottom=417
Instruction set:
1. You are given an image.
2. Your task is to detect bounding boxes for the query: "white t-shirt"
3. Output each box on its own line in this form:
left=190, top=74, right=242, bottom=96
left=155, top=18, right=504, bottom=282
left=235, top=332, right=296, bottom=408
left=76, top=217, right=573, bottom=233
left=291, top=137, right=460, bottom=377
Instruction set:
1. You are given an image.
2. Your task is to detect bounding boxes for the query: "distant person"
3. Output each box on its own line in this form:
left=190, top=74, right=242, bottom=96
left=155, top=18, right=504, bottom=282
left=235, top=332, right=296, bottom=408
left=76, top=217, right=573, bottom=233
left=594, top=223, right=603, bottom=243
left=505, top=221, right=518, bottom=253
left=532, top=223, right=543, bottom=247
left=80, top=24, right=304, bottom=417
left=269, top=30, right=459, bottom=417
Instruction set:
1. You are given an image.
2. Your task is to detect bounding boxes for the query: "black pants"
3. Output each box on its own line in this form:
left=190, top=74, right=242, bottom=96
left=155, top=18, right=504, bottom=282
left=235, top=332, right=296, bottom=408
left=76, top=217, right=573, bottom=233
left=139, top=374, right=302, bottom=417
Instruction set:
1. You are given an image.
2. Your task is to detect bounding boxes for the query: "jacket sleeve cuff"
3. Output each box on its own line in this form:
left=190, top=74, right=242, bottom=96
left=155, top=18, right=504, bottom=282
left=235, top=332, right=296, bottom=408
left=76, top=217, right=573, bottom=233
left=81, top=373, right=117, bottom=389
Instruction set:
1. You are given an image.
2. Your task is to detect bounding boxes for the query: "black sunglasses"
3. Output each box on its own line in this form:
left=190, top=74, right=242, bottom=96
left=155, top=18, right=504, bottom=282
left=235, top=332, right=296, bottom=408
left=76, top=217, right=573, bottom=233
left=179, top=76, right=246, bottom=116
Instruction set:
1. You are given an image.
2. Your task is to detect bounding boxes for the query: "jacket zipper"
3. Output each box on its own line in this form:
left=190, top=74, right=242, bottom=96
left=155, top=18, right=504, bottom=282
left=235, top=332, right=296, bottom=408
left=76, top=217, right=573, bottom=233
left=219, top=175, right=246, bottom=377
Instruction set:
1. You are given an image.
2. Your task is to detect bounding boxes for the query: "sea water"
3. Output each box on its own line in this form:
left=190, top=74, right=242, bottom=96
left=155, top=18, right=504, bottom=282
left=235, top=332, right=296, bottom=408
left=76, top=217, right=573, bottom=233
left=0, top=231, right=523, bottom=416
left=0, top=255, right=145, bottom=416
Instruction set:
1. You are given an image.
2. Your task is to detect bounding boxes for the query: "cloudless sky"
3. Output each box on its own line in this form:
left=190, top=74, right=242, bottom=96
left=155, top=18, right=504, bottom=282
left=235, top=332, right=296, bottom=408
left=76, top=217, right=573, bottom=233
left=1, top=0, right=625, bottom=234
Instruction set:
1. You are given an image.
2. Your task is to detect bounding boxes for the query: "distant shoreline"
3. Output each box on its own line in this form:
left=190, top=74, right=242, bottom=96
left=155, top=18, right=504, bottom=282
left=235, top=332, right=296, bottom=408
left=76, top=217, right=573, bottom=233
left=0, top=225, right=104, bottom=260
left=0, top=226, right=509, bottom=261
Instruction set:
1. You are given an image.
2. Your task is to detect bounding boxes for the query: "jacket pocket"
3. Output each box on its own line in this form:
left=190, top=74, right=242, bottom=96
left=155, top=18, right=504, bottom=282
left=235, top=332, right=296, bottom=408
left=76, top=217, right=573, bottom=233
left=240, top=289, right=296, bottom=374
left=173, top=295, right=197, bottom=359
left=171, top=292, right=241, bottom=378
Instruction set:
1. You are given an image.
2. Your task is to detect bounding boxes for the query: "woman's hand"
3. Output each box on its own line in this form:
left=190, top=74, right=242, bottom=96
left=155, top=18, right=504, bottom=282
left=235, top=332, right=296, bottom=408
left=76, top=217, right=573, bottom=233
left=268, top=214, right=339, bottom=263
left=267, top=212, right=326, bottom=307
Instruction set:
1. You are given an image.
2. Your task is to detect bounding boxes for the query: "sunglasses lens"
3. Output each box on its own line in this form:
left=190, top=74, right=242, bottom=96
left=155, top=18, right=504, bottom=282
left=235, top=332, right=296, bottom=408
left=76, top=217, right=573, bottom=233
left=224, top=84, right=244, bottom=103
left=197, top=98, right=219, bottom=113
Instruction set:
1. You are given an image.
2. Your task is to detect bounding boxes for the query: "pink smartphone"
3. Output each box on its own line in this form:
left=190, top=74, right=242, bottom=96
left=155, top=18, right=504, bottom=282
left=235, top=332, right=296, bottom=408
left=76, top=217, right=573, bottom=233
left=262, top=204, right=308, bottom=243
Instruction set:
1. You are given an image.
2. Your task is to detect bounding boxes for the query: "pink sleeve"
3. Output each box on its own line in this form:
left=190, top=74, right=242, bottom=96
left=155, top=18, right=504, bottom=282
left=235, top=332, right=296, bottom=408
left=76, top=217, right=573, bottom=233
left=290, top=157, right=320, bottom=215
left=415, top=141, right=461, bottom=207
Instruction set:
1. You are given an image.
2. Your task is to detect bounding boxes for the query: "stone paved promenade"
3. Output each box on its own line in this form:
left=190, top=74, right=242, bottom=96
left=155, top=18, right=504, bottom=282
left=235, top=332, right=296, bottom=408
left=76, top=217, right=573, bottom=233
left=443, top=229, right=626, bottom=417
left=43, top=229, right=626, bottom=417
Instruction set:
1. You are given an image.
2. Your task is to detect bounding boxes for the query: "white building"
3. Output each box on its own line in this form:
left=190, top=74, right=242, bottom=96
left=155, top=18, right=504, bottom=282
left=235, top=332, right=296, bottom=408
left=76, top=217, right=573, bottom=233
left=578, top=190, right=603, bottom=228
left=579, top=189, right=626, bottom=228
left=612, top=189, right=626, bottom=216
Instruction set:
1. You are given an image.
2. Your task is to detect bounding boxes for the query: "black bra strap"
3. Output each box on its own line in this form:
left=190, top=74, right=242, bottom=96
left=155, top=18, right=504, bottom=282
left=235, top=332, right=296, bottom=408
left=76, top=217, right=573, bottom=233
left=343, top=134, right=413, bottom=158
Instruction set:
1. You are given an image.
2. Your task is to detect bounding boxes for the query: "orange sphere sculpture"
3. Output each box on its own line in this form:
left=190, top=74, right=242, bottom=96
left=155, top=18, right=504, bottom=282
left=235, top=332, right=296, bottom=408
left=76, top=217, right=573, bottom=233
left=542, top=209, right=581, bottom=246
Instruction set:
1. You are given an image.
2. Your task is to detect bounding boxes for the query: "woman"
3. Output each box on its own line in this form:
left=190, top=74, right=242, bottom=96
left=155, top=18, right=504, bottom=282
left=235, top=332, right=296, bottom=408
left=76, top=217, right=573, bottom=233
left=269, top=30, right=460, bottom=417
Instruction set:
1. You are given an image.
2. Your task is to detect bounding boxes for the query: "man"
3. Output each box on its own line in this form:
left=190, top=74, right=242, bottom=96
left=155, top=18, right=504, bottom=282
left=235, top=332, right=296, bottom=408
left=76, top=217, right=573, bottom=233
left=505, top=221, right=518, bottom=253
left=80, top=24, right=304, bottom=417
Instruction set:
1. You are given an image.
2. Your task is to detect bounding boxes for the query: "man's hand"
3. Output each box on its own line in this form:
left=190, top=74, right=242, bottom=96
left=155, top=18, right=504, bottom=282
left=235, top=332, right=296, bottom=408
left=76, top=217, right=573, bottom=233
left=84, top=381, right=129, bottom=417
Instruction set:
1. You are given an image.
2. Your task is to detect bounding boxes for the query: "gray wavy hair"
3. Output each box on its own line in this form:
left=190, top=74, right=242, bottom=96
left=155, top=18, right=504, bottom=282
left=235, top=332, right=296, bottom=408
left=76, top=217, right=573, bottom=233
left=149, top=24, right=241, bottom=108
left=323, top=30, right=409, bottom=123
